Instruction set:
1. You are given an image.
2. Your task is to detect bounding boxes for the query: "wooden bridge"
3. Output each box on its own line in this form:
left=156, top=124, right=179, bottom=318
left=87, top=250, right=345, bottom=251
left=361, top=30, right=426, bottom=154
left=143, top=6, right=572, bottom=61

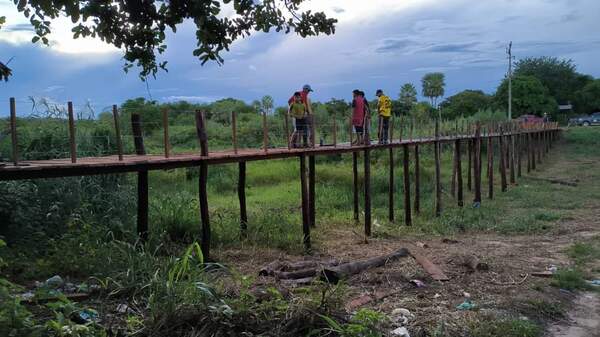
left=1, top=98, right=562, bottom=259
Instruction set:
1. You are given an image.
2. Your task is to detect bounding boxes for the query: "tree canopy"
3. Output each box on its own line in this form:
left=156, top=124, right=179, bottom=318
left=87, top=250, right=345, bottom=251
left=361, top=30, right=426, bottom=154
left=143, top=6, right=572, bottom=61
left=398, top=83, right=417, bottom=116
left=439, top=90, right=490, bottom=119
left=514, top=57, right=591, bottom=104
left=10, top=0, right=337, bottom=79
left=0, top=15, right=12, bottom=82
left=495, top=75, right=557, bottom=117
left=574, top=79, right=600, bottom=114
left=421, top=73, right=445, bottom=108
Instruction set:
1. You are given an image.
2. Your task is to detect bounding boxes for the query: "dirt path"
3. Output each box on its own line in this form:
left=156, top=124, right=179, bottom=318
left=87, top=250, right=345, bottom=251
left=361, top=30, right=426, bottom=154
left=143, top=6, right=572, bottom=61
left=548, top=292, right=600, bottom=337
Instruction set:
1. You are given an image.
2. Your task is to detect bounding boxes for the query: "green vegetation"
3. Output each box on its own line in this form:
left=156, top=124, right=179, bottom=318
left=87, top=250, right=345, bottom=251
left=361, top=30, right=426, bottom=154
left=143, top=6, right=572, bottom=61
left=568, top=241, right=600, bottom=266
left=551, top=269, right=590, bottom=291
left=470, top=319, right=542, bottom=337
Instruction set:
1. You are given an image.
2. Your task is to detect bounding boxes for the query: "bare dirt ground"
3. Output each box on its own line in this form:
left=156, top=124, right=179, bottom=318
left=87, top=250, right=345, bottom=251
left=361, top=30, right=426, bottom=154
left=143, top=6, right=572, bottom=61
left=218, top=138, right=600, bottom=336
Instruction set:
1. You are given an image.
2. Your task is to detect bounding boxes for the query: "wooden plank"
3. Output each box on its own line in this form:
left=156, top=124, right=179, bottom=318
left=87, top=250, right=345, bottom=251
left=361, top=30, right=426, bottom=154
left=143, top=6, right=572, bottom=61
left=364, top=148, right=371, bottom=236
left=163, top=108, right=170, bottom=158
left=414, top=144, right=420, bottom=215
left=456, top=139, right=463, bottom=207
left=352, top=152, right=359, bottom=221
left=67, top=102, right=77, bottom=163
left=112, top=105, right=123, bottom=161
left=10, top=97, right=18, bottom=165
left=388, top=147, right=394, bottom=222
left=195, top=111, right=211, bottom=259
left=238, top=161, right=248, bottom=237
left=434, top=120, right=442, bottom=217
left=300, top=154, right=311, bottom=251
left=403, top=145, right=412, bottom=226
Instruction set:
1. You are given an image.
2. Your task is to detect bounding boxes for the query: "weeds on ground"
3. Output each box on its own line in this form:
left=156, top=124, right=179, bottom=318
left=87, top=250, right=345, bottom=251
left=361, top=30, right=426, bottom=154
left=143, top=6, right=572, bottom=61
left=470, top=319, right=542, bottom=337
left=551, top=269, right=590, bottom=291
left=567, top=242, right=600, bottom=266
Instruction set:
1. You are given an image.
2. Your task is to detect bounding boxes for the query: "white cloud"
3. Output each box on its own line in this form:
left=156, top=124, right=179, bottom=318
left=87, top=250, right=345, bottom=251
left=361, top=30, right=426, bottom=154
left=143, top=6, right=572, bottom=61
left=162, top=95, right=222, bottom=103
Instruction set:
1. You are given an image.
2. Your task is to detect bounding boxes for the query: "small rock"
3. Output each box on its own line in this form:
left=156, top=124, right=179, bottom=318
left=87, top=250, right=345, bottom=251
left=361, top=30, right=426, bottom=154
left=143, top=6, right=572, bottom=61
left=116, top=304, right=132, bottom=314
left=63, top=282, right=77, bottom=293
left=391, top=308, right=412, bottom=318
left=20, top=291, right=35, bottom=301
left=433, top=293, right=441, bottom=299
left=410, top=279, right=426, bottom=288
left=416, top=242, right=428, bottom=249
left=391, top=327, right=411, bottom=337
left=463, top=292, right=471, bottom=299
left=44, top=275, right=64, bottom=289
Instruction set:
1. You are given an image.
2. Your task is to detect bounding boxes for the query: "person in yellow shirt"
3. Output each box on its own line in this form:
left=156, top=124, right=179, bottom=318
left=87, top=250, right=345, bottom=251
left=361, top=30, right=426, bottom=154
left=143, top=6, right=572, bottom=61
left=376, top=89, right=392, bottom=144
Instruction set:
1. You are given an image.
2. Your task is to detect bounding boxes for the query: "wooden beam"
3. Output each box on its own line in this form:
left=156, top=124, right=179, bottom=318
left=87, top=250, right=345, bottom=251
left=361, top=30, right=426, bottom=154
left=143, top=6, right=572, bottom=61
left=300, top=154, right=311, bottom=251
left=434, top=120, right=442, bottom=217
left=195, top=111, right=211, bottom=259
left=364, top=148, right=372, bottom=236
left=403, top=145, right=412, bottom=226
left=414, top=144, right=420, bottom=215
left=456, top=139, right=464, bottom=207
left=10, top=97, right=18, bottom=166
left=67, top=102, right=77, bottom=163
left=352, top=152, right=359, bottom=222
left=388, top=147, right=394, bottom=222
left=238, top=161, right=248, bottom=237
left=309, top=155, right=316, bottom=228
left=112, top=105, right=123, bottom=161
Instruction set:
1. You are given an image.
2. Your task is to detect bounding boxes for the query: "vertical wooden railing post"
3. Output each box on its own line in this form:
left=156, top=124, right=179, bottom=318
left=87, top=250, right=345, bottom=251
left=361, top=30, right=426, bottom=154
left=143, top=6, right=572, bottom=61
left=467, top=137, right=473, bottom=191
left=67, top=102, right=77, bottom=163
left=499, top=128, right=507, bottom=192
left=527, top=132, right=532, bottom=172
left=364, top=148, right=372, bottom=236
left=434, top=120, right=442, bottom=217
left=112, top=105, right=123, bottom=161
left=131, top=113, right=148, bottom=242
left=162, top=108, right=170, bottom=158
left=9, top=98, right=19, bottom=166
left=473, top=123, right=482, bottom=205
left=232, top=111, right=239, bottom=154
left=388, top=146, right=394, bottom=222
left=262, top=110, right=268, bottom=153
left=509, top=133, right=516, bottom=184
left=536, top=130, right=542, bottom=165
left=402, top=145, right=412, bottom=226
left=414, top=144, right=420, bottom=215
left=517, top=133, right=522, bottom=178
left=456, top=139, right=464, bottom=207
left=309, top=155, right=316, bottom=228
left=300, top=154, right=311, bottom=251
left=487, top=136, right=494, bottom=199
left=333, top=117, right=337, bottom=147
left=352, top=152, right=359, bottom=222
left=238, top=162, right=248, bottom=237
left=195, top=111, right=211, bottom=259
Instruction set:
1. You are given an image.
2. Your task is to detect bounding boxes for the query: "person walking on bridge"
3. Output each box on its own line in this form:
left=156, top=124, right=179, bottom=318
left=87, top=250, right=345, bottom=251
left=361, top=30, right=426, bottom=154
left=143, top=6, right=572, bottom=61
left=351, top=90, right=370, bottom=145
left=288, top=84, right=314, bottom=146
left=376, top=89, right=392, bottom=144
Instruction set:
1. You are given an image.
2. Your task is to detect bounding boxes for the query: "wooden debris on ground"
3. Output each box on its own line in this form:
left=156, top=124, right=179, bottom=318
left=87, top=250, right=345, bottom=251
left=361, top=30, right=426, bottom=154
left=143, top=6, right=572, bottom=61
left=409, top=248, right=450, bottom=281
left=461, top=255, right=489, bottom=272
left=321, top=248, right=410, bottom=284
left=345, top=289, right=401, bottom=311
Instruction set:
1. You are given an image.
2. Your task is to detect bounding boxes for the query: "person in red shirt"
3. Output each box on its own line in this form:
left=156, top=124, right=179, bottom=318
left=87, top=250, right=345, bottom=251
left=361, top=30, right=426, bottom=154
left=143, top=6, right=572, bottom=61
left=351, top=90, right=370, bottom=145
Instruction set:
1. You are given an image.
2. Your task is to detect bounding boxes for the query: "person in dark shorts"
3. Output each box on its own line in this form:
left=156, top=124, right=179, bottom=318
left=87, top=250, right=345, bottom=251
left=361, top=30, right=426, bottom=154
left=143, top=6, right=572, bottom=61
left=289, top=92, right=308, bottom=147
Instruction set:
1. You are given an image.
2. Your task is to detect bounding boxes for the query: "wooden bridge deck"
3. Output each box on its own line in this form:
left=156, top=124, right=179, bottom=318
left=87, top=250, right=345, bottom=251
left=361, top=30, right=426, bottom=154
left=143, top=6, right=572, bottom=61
left=0, top=132, right=532, bottom=181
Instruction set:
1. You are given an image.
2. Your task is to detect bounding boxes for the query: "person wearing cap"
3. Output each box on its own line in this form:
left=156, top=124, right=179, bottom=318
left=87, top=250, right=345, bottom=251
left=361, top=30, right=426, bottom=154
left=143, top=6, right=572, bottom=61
left=376, top=89, right=392, bottom=144
left=288, top=92, right=309, bottom=147
left=288, top=84, right=314, bottom=145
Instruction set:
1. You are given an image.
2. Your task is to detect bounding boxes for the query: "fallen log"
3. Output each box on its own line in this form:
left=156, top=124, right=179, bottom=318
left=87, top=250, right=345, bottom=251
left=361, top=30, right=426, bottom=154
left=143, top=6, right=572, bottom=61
left=275, top=268, right=318, bottom=280
left=462, top=255, right=489, bottom=272
left=280, top=277, right=315, bottom=286
left=321, top=248, right=410, bottom=284
left=259, top=260, right=288, bottom=276
left=526, top=176, right=578, bottom=187
left=410, top=250, right=450, bottom=281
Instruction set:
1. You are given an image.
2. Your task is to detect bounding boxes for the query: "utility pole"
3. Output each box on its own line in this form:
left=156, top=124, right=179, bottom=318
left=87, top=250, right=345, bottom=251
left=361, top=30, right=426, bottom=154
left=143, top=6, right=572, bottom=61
left=506, top=41, right=513, bottom=120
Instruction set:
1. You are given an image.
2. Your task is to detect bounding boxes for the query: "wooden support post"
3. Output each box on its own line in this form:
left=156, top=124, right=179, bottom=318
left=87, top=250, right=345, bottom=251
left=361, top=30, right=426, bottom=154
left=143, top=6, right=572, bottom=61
left=414, top=144, right=420, bottom=215
left=162, top=108, right=170, bottom=158
left=487, top=136, right=494, bottom=199
left=311, top=115, right=316, bottom=148
left=473, top=123, right=482, bottom=204
left=536, top=132, right=542, bottom=165
left=349, top=117, right=354, bottom=146
left=67, top=102, right=77, bottom=163
left=467, top=139, right=473, bottom=191
left=333, top=117, right=337, bottom=147
left=402, top=145, right=412, bottom=226
left=112, top=105, right=123, bottom=161
left=262, top=111, right=268, bottom=153
left=9, top=98, right=18, bottom=166
left=131, top=113, right=146, bottom=155
left=131, top=113, right=148, bottom=241
left=527, top=132, right=532, bottom=172
left=451, top=139, right=457, bottom=198
left=434, top=120, right=442, bottom=217
left=195, top=111, right=211, bottom=259
left=499, top=129, right=507, bottom=192
left=531, top=132, right=537, bottom=171
left=509, top=134, right=516, bottom=184
left=517, top=134, right=522, bottom=178
left=300, top=154, right=311, bottom=251
left=309, top=155, right=316, bottom=228
left=388, top=147, right=394, bottom=222
left=456, top=139, right=464, bottom=207
left=238, top=162, right=248, bottom=237
left=352, top=152, right=359, bottom=221
left=364, top=148, right=372, bottom=236
left=232, top=111, right=239, bottom=153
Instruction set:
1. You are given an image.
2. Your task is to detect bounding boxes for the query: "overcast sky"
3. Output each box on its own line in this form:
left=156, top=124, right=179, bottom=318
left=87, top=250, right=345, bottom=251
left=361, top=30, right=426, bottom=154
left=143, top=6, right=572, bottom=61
left=1, top=0, right=599, bottom=115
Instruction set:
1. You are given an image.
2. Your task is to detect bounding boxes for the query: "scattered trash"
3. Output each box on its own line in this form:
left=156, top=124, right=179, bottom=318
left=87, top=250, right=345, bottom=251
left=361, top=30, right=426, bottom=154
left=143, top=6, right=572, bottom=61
left=547, top=265, right=558, bottom=273
left=19, top=291, right=35, bottom=301
left=463, top=292, right=471, bottom=299
left=456, top=299, right=476, bottom=310
left=559, top=289, right=575, bottom=296
left=63, top=282, right=77, bottom=293
left=416, top=242, right=428, bottom=249
left=391, top=327, right=411, bottom=337
left=391, top=308, right=414, bottom=325
left=586, top=280, right=600, bottom=287
left=472, top=201, right=481, bottom=208
left=44, top=275, right=64, bottom=289
left=433, top=293, right=441, bottom=299
left=72, top=309, right=99, bottom=324
left=410, top=279, right=426, bottom=288
left=116, top=304, right=132, bottom=314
